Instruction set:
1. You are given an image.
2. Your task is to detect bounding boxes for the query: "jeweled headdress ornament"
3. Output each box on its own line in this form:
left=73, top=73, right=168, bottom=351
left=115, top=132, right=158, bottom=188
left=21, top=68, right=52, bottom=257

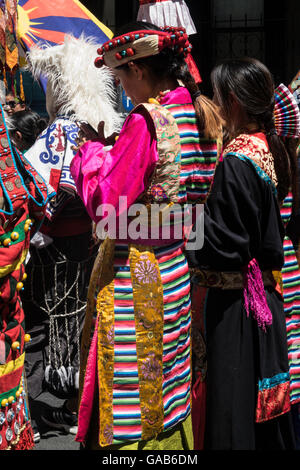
left=95, top=27, right=192, bottom=69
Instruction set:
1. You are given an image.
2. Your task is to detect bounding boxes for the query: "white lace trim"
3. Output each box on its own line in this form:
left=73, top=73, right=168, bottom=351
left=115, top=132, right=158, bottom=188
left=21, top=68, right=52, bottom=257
left=137, top=0, right=197, bottom=36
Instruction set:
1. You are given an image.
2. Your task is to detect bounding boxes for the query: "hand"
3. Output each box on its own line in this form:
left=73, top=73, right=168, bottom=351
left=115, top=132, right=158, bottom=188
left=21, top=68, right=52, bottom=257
left=80, top=122, right=99, bottom=140
left=97, top=121, right=119, bottom=147
left=71, top=127, right=89, bottom=152
left=71, top=121, right=119, bottom=152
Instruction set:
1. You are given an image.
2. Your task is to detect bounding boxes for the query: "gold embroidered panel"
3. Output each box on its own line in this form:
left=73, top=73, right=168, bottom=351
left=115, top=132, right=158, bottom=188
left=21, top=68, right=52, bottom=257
left=129, top=244, right=165, bottom=441
left=136, top=102, right=181, bottom=203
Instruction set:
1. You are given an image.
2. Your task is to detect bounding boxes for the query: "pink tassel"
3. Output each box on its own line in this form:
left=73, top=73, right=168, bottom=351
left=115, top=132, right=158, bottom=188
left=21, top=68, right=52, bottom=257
left=243, top=259, right=273, bottom=331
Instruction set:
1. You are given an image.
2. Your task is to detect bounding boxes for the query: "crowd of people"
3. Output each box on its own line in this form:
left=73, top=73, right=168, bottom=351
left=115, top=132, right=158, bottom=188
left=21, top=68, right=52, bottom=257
left=0, top=20, right=300, bottom=451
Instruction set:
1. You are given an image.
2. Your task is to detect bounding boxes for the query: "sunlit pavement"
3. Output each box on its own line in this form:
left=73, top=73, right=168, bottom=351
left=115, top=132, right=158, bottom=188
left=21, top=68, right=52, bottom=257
left=30, top=391, right=80, bottom=451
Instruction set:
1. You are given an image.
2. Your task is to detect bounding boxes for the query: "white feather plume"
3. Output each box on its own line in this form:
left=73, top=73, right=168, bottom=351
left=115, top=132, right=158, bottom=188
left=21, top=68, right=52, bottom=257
left=26, top=34, right=123, bottom=135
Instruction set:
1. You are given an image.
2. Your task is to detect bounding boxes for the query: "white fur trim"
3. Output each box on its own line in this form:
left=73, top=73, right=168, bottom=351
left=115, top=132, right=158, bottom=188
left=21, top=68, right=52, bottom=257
left=26, top=34, right=123, bottom=135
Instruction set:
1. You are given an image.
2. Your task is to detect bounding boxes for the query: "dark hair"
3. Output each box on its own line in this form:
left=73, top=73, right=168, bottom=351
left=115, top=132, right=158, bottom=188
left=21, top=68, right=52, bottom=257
left=8, top=110, right=48, bottom=150
left=211, top=57, right=298, bottom=205
left=114, top=21, right=223, bottom=140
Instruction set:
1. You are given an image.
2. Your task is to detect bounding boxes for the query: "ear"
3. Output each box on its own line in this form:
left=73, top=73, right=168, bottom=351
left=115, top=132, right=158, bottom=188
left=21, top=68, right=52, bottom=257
left=15, top=130, right=23, bottom=141
left=127, top=61, right=144, bottom=81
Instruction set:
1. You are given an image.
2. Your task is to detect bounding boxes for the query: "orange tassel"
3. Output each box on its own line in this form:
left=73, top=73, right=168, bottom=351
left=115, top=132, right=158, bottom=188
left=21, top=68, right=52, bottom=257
left=19, top=71, right=25, bottom=102
left=3, top=67, right=7, bottom=89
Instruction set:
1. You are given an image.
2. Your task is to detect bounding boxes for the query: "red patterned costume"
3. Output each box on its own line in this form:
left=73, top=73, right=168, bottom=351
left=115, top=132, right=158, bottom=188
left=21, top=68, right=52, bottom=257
left=0, top=105, right=54, bottom=450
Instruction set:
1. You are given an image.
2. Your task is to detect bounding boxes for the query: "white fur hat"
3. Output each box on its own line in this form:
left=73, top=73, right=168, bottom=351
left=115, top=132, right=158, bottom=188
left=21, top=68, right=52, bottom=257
left=26, top=34, right=123, bottom=135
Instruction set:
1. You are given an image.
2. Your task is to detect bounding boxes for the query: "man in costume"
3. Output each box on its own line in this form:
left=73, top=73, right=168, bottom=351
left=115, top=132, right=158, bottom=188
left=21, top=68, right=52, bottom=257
left=0, top=88, right=54, bottom=450
left=20, top=34, right=123, bottom=439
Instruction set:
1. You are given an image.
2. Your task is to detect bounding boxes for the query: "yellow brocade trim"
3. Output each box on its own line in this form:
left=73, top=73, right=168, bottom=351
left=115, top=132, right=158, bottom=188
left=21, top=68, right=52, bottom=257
left=78, top=237, right=115, bottom=447
left=97, top=273, right=115, bottom=447
left=272, top=270, right=283, bottom=295
left=0, top=353, right=25, bottom=378
left=129, top=244, right=164, bottom=441
left=0, top=248, right=28, bottom=278
left=136, top=102, right=181, bottom=203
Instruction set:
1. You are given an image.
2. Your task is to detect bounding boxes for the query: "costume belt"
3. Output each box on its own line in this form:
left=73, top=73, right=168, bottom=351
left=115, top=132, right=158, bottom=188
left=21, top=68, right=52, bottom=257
left=190, top=267, right=275, bottom=290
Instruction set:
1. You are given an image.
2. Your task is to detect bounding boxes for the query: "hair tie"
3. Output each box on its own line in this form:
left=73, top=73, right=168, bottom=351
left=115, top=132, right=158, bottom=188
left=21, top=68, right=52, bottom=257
left=267, top=128, right=277, bottom=137
left=192, top=90, right=201, bottom=100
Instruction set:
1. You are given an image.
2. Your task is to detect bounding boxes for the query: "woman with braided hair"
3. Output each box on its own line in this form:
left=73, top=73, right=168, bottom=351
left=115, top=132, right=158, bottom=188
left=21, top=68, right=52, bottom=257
left=70, top=21, right=223, bottom=449
left=188, top=57, right=300, bottom=449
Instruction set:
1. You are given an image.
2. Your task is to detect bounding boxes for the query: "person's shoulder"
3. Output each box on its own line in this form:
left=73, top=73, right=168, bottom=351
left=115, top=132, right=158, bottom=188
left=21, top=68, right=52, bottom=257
left=123, top=104, right=156, bottom=131
left=222, top=133, right=277, bottom=189
left=223, top=133, right=268, bottom=159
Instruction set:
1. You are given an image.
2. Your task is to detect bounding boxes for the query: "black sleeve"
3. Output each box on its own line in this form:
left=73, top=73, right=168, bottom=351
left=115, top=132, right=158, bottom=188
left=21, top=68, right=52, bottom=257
left=188, top=155, right=284, bottom=271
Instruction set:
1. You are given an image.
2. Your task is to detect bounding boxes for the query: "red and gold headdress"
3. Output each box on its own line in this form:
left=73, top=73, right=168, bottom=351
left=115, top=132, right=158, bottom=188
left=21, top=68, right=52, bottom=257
left=95, top=26, right=192, bottom=69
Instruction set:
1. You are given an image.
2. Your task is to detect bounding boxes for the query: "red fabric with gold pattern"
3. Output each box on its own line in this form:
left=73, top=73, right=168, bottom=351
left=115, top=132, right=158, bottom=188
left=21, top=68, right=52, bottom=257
left=256, top=381, right=291, bottom=423
left=223, top=132, right=277, bottom=187
left=0, top=105, right=54, bottom=450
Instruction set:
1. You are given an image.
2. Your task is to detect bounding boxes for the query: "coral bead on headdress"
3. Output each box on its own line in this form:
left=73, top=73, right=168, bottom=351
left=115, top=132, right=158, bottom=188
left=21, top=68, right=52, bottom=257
left=95, top=27, right=192, bottom=69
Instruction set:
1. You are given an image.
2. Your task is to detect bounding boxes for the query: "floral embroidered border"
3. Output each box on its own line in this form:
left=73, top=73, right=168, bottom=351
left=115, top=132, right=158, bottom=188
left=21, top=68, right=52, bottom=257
left=97, top=275, right=115, bottom=447
left=139, top=102, right=181, bottom=203
left=129, top=244, right=165, bottom=440
left=77, top=237, right=116, bottom=447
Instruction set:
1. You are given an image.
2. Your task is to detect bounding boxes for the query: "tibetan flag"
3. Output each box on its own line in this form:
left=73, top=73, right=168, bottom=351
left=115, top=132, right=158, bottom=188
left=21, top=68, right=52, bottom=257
left=17, top=0, right=112, bottom=51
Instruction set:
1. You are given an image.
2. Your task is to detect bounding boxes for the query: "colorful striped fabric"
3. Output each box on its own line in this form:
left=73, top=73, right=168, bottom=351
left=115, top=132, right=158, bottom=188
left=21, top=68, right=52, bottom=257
left=111, top=241, right=191, bottom=443
left=281, top=193, right=300, bottom=404
left=282, top=237, right=300, bottom=315
left=165, top=103, right=219, bottom=204
left=81, top=96, right=218, bottom=446
left=274, top=84, right=300, bottom=138
left=102, top=100, right=218, bottom=442
left=286, top=314, right=300, bottom=403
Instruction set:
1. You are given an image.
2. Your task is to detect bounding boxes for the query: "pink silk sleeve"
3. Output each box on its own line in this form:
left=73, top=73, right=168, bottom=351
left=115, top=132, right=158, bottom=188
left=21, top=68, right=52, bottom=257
left=70, top=108, right=158, bottom=222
